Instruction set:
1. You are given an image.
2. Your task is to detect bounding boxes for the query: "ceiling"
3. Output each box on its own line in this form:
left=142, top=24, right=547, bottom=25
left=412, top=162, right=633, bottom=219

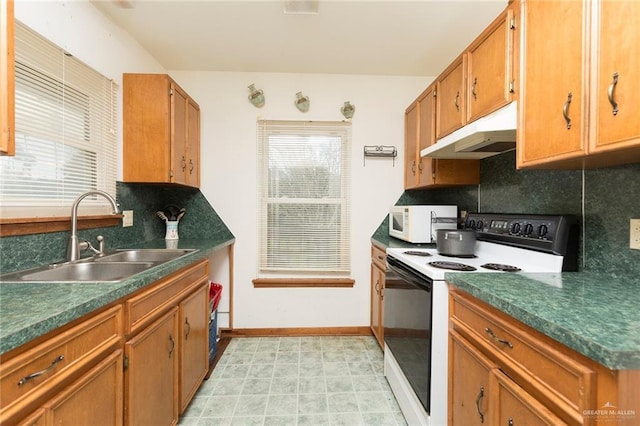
left=91, top=0, right=508, bottom=77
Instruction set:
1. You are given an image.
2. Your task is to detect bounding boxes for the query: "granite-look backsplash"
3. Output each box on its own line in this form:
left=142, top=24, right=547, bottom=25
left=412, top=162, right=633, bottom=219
left=0, top=182, right=234, bottom=274
left=392, top=151, right=640, bottom=274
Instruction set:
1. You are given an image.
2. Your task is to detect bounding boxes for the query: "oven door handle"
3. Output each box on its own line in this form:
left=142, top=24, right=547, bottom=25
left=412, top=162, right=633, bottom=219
left=387, top=261, right=432, bottom=292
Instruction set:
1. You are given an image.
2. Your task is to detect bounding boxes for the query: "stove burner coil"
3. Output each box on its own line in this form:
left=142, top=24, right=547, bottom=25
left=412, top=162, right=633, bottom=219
left=403, top=250, right=432, bottom=257
left=428, top=261, right=477, bottom=271
left=481, top=263, right=522, bottom=272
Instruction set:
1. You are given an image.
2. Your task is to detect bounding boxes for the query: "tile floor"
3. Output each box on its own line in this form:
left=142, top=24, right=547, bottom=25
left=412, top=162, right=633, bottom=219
left=178, top=336, right=408, bottom=425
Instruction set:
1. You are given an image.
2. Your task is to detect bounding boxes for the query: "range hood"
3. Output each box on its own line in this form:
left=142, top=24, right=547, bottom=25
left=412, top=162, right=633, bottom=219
left=420, top=101, right=517, bottom=159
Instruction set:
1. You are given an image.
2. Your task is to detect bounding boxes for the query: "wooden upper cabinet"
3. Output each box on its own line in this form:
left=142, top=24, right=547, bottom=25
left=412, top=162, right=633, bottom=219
left=517, top=0, right=586, bottom=168
left=467, top=7, right=516, bottom=123
left=1, top=0, right=14, bottom=156
left=123, top=74, right=201, bottom=187
left=591, top=0, right=640, bottom=154
left=436, top=56, right=466, bottom=140
left=404, top=100, right=419, bottom=189
left=417, top=85, right=437, bottom=187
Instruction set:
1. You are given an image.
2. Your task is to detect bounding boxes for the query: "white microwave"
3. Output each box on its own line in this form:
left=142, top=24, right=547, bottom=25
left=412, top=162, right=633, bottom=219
left=389, top=205, right=457, bottom=243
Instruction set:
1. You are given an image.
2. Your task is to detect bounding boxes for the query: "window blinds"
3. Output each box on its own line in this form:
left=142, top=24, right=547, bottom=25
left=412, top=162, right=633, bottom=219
left=0, top=21, right=117, bottom=218
left=257, top=120, right=351, bottom=274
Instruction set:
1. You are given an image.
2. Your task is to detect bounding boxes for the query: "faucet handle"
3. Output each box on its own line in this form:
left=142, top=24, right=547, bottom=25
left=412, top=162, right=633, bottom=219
left=96, top=236, right=105, bottom=254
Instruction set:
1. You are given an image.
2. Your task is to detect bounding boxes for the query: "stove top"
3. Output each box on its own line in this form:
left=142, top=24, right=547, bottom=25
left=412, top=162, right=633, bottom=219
left=387, top=213, right=578, bottom=280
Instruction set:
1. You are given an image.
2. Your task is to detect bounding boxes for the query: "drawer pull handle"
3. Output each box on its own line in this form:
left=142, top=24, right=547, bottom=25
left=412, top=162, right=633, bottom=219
left=184, top=317, right=191, bottom=340
left=562, top=92, right=572, bottom=129
left=475, top=385, right=485, bottom=423
left=168, top=334, right=176, bottom=358
left=454, top=91, right=460, bottom=112
left=18, top=355, right=64, bottom=386
left=374, top=280, right=380, bottom=295
left=485, top=327, right=514, bottom=348
left=608, top=72, right=619, bottom=115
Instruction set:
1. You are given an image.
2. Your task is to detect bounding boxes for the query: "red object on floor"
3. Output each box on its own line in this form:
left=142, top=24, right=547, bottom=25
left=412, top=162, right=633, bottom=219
left=209, top=282, right=222, bottom=312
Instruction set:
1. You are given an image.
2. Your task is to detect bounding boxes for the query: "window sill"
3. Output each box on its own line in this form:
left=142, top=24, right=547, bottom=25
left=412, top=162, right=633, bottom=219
left=0, top=215, right=123, bottom=237
left=252, top=278, right=355, bottom=288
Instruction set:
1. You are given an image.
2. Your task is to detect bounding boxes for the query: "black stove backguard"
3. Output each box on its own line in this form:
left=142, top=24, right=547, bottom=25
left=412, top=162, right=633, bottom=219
left=464, top=213, right=580, bottom=271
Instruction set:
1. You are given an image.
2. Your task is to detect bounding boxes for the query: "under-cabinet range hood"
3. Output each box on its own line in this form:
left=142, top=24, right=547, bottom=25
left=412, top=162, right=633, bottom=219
left=421, top=101, right=517, bottom=159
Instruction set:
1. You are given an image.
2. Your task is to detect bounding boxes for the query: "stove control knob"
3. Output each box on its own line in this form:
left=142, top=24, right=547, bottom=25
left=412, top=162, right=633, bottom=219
left=510, top=222, right=521, bottom=235
left=467, top=219, right=476, bottom=230
left=476, top=220, right=484, bottom=230
left=538, top=224, right=548, bottom=237
left=524, top=223, right=534, bottom=236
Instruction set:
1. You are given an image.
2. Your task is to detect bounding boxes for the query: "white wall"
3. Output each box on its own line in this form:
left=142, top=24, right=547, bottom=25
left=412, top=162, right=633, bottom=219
left=14, top=1, right=166, bottom=177
left=169, top=71, right=431, bottom=329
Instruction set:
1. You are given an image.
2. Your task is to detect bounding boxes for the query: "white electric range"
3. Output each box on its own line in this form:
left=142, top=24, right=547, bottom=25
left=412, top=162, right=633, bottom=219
left=383, top=213, right=579, bottom=426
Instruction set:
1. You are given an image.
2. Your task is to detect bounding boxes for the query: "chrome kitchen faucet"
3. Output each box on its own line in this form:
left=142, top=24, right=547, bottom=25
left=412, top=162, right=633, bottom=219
left=66, top=190, right=120, bottom=262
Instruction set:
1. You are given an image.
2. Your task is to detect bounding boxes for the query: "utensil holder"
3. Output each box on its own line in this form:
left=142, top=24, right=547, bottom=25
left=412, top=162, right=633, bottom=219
left=165, top=221, right=179, bottom=240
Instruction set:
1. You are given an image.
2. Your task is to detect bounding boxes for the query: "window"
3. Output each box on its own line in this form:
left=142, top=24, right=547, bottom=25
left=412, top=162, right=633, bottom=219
left=257, top=120, right=351, bottom=275
left=0, top=21, right=117, bottom=218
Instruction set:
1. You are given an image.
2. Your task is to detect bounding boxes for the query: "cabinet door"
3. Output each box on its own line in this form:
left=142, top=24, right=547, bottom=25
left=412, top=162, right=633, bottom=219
left=125, top=308, right=179, bottom=426
left=491, top=368, right=567, bottom=426
left=186, top=97, right=200, bottom=187
left=404, top=101, right=419, bottom=189
left=0, top=0, right=14, bottom=156
left=171, top=83, right=188, bottom=185
left=370, top=262, right=385, bottom=349
left=518, top=0, right=586, bottom=167
left=592, top=0, right=640, bottom=152
left=44, top=350, right=123, bottom=426
left=436, top=56, right=466, bottom=139
left=417, top=85, right=436, bottom=187
left=179, top=283, right=209, bottom=413
left=449, top=331, right=495, bottom=426
left=467, top=8, right=514, bottom=123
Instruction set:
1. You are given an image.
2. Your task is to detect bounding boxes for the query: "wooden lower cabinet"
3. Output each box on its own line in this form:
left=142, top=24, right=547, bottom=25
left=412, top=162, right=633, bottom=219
left=491, top=367, right=565, bottom=426
left=125, top=308, right=179, bottom=426
left=1, top=259, right=210, bottom=426
left=370, top=245, right=386, bottom=349
left=179, top=282, right=209, bottom=412
left=43, top=350, right=123, bottom=425
left=449, top=330, right=494, bottom=425
left=449, top=287, right=640, bottom=426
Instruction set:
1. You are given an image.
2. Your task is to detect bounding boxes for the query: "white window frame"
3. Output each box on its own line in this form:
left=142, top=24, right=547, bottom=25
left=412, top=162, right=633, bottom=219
left=0, top=21, right=117, bottom=218
left=257, top=120, right=351, bottom=276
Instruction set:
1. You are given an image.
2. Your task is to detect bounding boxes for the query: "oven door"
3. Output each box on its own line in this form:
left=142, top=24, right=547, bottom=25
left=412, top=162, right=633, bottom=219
left=384, top=256, right=433, bottom=414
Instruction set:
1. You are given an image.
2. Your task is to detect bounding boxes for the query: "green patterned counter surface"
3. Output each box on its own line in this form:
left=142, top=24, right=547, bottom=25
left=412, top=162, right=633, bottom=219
left=445, top=272, right=640, bottom=370
left=0, top=238, right=234, bottom=355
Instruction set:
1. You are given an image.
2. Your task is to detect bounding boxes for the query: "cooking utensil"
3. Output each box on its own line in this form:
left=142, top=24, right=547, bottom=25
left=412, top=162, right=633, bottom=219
left=436, top=229, right=476, bottom=256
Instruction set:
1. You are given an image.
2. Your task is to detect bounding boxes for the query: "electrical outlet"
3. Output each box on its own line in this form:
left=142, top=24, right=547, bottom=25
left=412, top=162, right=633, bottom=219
left=631, top=219, right=640, bottom=250
left=122, top=210, right=134, bottom=227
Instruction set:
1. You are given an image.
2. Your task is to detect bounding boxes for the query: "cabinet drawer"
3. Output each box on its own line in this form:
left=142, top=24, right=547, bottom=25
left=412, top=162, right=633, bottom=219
left=0, top=305, right=122, bottom=420
left=371, top=245, right=387, bottom=270
left=125, top=259, right=208, bottom=335
left=450, top=290, right=595, bottom=423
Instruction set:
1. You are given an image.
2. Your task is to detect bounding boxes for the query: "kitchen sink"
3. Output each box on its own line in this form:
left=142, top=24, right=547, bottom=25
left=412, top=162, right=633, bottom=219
left=95, top=249, right=195, bottom=263
left=14, top=262, right=156, bottom=282
left=0, top=248, right=198, bottom=283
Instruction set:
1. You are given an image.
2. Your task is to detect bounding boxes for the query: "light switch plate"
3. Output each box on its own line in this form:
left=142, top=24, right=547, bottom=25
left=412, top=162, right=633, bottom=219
left=631, top=219, right=640, bottom=250
left=123, top=210, right=134, bottom=227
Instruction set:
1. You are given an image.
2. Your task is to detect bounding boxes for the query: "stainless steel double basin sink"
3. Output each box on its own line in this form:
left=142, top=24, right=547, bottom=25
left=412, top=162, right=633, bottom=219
left=0, top=249, right=197, bottom=283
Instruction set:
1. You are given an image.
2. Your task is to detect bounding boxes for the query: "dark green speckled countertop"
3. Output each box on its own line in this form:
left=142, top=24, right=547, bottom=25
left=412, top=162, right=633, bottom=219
left=0, top=237, right=234, bottom=355
left=446, top=272, right=640, bottom=371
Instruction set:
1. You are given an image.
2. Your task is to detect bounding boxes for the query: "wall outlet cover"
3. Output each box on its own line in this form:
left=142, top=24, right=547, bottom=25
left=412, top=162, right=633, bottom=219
left=630, top=219, right=640, bottom=250
left=123, top=210, right=134, bottom=227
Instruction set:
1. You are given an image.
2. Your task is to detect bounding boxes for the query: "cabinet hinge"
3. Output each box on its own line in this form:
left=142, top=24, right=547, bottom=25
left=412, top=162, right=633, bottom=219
left=509, top=80, right=515, bottom=94
left=510, top=17, right=516, bottom=30
left=170, top=88, right=173, bottom=96
left=123, top=355, right=129, bottom=370
left=433, top=90, right=437, bottom=98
